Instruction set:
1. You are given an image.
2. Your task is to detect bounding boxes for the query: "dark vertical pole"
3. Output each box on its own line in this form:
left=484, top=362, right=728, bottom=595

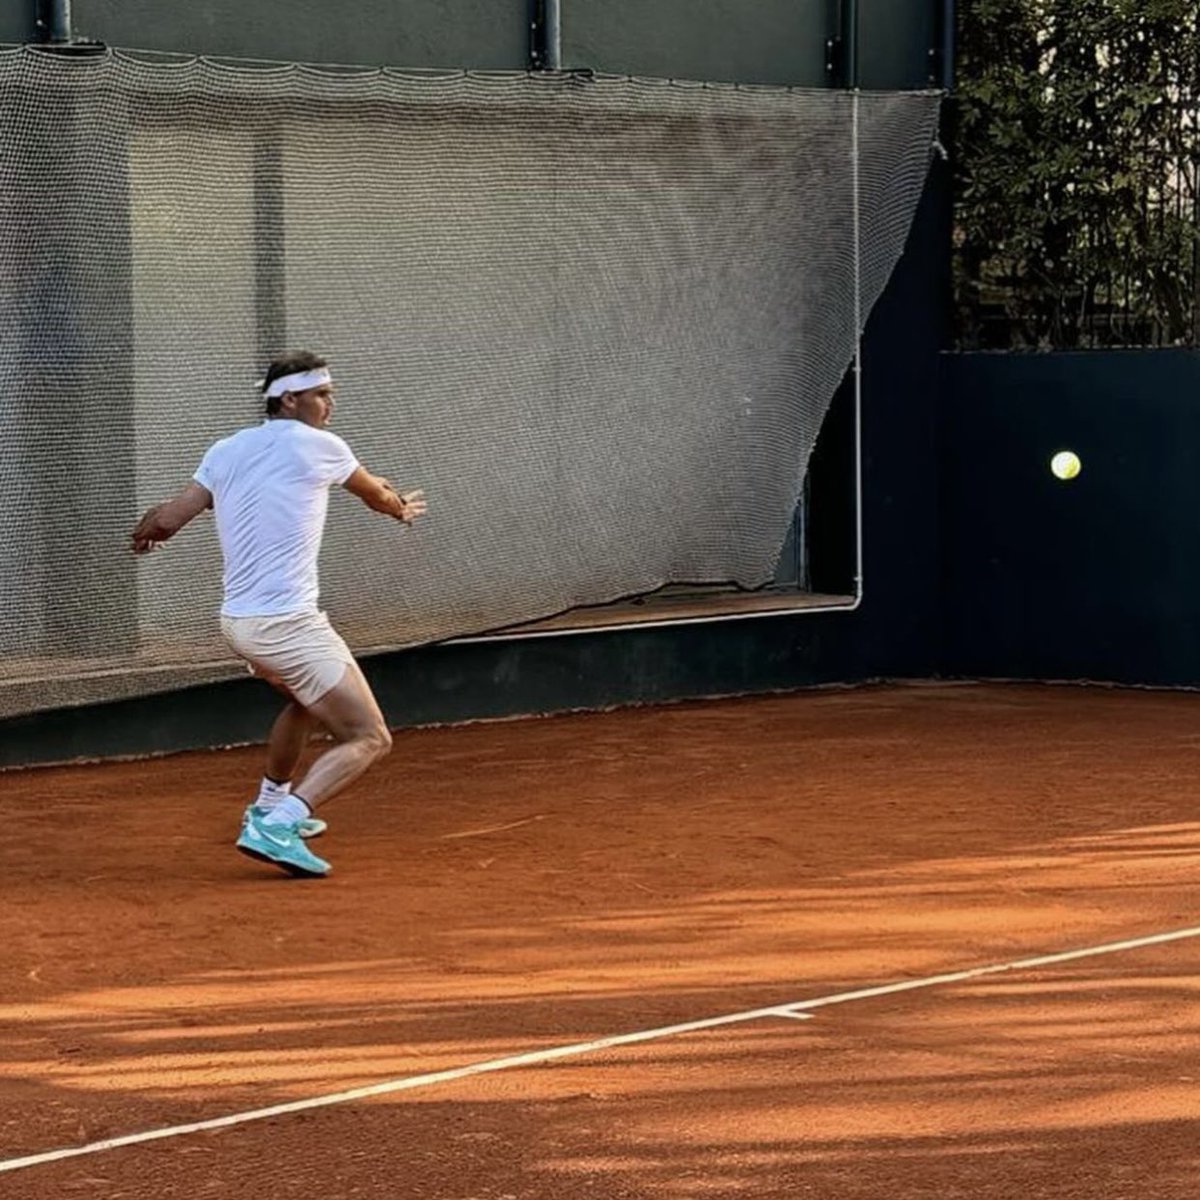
left=847, top=0, right=862, bottom=593
left=825, top=0, right=859, bottom=89
left=844, top=0, right=859, bottom=89
left=35, top=0, right=73, bottom=43
left=941, top=0, right=955, bottom=90
left=545, top=0, right=562, bottom=70
left=937, top=0, right=957, bottom=353
left=254, top=121, right=286, bottom=367
left=813, top=0, right=864, bottom=596
left=1192, top=13, right=1200, bottom=347
left=529, top=0, right=562, bottom=71
left=932, top=0, right=956, bottom=89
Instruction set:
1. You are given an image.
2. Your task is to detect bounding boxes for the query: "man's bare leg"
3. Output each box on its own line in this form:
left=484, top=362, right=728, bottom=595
left=250, top=699, right=326, bottom=834
left=265, top=699, right=316, bottom=783
left=236, top=663, right=389, bottom=875
left=290, top=661, right=392, bottom=809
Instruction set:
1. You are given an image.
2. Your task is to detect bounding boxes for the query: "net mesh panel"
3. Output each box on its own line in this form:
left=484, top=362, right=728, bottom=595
left=0, top=47, right=941, bottom=719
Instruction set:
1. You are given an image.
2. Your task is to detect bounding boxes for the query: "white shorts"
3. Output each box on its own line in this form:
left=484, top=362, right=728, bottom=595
left=220, top=610, right=355, bottom=708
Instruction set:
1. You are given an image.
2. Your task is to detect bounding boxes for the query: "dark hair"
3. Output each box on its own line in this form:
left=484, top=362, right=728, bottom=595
left=261, top=350, right=328, bottom=415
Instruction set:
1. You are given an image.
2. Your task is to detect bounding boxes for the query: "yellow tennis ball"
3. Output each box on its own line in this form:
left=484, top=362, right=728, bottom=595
left=1050, top=450, right=1081, bottom=480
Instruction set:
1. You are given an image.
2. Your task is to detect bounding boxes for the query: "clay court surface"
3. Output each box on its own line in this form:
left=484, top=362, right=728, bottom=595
left=4, top=681, right=1200, bottom=1198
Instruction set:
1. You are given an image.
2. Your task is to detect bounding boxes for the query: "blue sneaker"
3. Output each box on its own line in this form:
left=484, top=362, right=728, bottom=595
left=242, top=804, right=327, bottom=840
left=237, top=808, right=331, bottom=877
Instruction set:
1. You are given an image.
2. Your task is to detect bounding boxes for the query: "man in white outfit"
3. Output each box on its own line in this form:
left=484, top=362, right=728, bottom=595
left=130, top=351, right=426, bottom=877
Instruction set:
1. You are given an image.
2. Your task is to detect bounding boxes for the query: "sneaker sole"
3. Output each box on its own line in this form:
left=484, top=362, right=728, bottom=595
left=236, top=843, right=329, bottom=879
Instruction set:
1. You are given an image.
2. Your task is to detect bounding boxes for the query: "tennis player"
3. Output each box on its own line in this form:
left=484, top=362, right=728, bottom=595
left=130, top=351, right=426, bottom=878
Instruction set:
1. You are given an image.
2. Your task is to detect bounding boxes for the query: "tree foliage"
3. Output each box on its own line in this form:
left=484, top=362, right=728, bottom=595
left=954, top=0, right=1200, bottom=348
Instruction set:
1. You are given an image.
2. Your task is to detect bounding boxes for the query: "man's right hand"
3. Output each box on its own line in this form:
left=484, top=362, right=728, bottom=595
left=345, top=468, right=427, bottom=525
left=396, top=488, right=427, bottom=526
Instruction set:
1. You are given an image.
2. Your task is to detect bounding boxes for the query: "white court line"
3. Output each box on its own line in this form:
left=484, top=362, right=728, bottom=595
left=776, top=923, right=1200, bottom=1015
left=0, top=1004, right=811, bottom=1174
left=4, top=922, right=1200, bottom=1175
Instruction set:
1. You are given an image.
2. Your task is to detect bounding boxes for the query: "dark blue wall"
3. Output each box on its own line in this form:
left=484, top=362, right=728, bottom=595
left=940, top=350, right=1200, bottom=686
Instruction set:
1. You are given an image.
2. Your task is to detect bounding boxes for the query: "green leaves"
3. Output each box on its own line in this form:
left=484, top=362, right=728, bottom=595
left=954, top=0, right=1200, bottom=348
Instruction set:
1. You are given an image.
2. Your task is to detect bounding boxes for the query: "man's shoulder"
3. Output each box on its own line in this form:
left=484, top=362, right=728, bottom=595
left=293, top=423, right=355, bottom=456
left=208, top=419, right=355, bottom=464
left=297, top=422, right=350, bottom=445
left=211, top=422, right=265, bottom=449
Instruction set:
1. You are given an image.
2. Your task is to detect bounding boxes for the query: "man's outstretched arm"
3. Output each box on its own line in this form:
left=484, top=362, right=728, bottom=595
left=130, top=482, right=213, bottom=554
left=343, top=467, right=427, bottom=525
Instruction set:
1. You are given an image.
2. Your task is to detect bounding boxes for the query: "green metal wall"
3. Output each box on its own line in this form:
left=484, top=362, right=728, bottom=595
left=4, top=1, right=940, bottom=88
left=564, top=0, right=831, bottom=85
left=859, top=0, right=939, bottom=89
left=69, top=0, right=529, bottom=69
left=0, top=1, right=30, bottom=41
left=0, top=0, right=950, bottom=765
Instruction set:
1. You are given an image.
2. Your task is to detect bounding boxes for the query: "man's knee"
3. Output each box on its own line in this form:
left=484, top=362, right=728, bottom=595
left=367, top=723, right=393, bottom=761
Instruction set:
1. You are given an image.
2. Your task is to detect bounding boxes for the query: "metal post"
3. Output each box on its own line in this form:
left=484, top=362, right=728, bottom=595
left=544, top=0, right=562, bottom=70
left=939, top=0, right=955, bottom=90
left=1192, top=14, right=1200, bottom=347
left=844, top=0, right=859, bottom=89
left=530, top=0, right=562, bottom=71
left=36, top=0, right=73, bottom=43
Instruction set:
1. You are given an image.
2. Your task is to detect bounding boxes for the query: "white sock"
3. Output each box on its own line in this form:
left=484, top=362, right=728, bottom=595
left=261, top=793, right=312, bottom=828
left=255, top=776, right=291, bottom=809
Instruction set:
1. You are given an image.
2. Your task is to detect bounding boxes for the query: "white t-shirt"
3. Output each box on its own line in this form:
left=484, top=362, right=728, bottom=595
left=194, top=419, right=359, bottom=617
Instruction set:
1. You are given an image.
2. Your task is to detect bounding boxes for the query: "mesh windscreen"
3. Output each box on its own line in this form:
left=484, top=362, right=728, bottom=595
left=0, top=47, right=941, bottom=718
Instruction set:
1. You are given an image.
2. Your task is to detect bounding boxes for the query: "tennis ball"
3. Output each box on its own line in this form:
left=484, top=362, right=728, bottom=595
left=1050, top=450, right=1081, bottom=481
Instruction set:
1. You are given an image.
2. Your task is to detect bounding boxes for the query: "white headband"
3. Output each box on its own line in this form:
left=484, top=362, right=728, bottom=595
left=263, top=368, right=332, bottom=399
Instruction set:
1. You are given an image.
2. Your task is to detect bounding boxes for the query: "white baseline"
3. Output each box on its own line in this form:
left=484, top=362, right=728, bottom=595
left=3, top=923, right=1200, bottom=1175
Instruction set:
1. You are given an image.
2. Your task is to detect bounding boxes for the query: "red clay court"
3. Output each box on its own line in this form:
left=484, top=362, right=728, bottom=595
left=3, top=681, right=1200, bottom=1198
